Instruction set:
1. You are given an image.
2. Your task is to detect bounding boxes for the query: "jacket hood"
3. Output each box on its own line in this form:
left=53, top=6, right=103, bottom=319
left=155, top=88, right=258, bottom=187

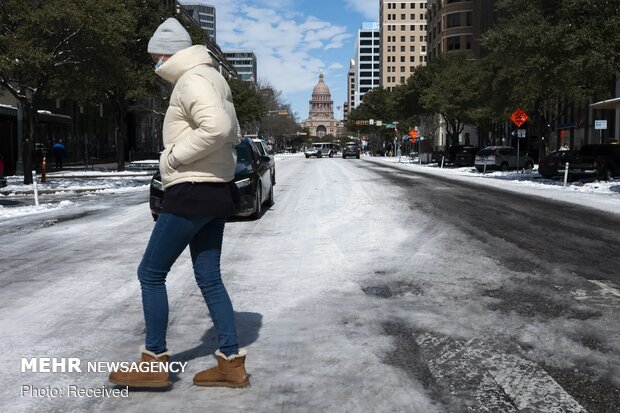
left=155, top=45, right=214, bottom=84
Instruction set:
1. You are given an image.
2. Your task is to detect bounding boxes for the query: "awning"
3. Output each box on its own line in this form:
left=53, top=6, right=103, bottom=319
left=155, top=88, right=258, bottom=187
left=590, top=97, right=620, bottom=110
left=0, top=105, right=71, bottom=124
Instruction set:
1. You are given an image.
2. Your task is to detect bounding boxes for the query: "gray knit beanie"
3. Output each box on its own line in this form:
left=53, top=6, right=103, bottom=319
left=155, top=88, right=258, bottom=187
left=147, top=18, right=192, bottom=55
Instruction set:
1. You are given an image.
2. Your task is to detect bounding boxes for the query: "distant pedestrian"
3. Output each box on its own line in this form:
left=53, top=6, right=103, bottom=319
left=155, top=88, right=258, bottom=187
left=53, top=140, right=65, bottom=169
left=109, top=17, right=248, bottom=390
left=560, top=143, right=570, bottom=151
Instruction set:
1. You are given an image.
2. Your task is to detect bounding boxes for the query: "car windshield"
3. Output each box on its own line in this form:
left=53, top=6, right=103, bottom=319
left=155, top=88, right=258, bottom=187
left=461, top=147, right=478, bottom=154
left=346, top=145, right=357, bottom=149
left=235, top=144, right=253, bottom=163
left=477, top=148, right=494, bottom=156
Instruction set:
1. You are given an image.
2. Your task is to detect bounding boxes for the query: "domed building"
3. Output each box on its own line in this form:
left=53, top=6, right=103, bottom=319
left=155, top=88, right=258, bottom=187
left=301, top=73, right=343, bottom=138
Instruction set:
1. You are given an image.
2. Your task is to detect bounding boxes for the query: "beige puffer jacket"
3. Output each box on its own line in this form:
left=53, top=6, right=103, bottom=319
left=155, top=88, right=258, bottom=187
left=156, top=45, right=240, bottom=189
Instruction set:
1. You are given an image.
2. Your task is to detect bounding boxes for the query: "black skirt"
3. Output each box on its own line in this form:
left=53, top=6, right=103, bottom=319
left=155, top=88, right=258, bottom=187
left=161, top=181, right=240, bottom=217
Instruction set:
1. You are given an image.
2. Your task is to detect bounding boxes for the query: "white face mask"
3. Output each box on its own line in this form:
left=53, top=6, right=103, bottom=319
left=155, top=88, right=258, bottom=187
left=154, top=57, right=164, bottom=70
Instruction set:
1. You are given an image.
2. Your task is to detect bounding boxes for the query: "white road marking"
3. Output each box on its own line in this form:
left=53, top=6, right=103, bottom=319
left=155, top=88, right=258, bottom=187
left=416, top=333, right=587, bottom=413
left=567, top=279, right=620, bottom=308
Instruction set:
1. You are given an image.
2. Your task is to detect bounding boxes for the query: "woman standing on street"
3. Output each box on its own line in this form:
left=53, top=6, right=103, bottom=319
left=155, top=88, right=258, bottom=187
left=109, top=17, right=249, bottom=389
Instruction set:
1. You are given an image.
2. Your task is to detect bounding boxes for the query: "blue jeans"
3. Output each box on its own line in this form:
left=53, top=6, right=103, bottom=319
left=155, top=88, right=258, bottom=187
left=137, top=212, right=239, bottom=356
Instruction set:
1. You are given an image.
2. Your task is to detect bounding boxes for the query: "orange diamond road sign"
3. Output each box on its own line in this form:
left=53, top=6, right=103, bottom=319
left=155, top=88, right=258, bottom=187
left=510, top=108, right=529, bottom=128
left=409, top=130, right=418, bottom=143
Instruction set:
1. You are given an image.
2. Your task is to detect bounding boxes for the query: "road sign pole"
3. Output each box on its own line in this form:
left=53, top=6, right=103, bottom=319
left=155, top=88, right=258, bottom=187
left=517, top=139, right=520, bottom=173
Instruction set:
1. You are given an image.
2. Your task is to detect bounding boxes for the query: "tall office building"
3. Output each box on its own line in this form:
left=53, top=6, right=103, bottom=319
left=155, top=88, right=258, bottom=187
left=224, top=51, right=257, bottom=83
left=178, top=1, right=216, bottom=42
left=344, top=59, right=356, bottom=121
left=379, top=0, right=429, bottom=91
left=354, top=22, right=381, bottom=108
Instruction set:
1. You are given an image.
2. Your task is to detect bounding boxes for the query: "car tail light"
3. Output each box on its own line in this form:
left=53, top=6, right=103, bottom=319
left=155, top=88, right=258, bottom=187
left=491, top=150, right=497, bottom=157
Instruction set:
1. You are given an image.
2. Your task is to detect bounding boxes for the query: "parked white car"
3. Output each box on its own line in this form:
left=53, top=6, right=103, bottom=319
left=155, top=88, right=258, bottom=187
left=475, top=146, right=534, bottom=172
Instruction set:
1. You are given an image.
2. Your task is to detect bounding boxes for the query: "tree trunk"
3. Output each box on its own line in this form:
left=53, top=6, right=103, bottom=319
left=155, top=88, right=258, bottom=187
left=114, top=100, right=128, bottom=171
left=22, top=100, right=36, bottom=185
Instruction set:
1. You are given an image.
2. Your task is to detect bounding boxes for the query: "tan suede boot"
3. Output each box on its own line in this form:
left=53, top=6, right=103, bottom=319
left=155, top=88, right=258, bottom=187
left=193, top=349, right=250, bottom=388
left=108, top=346, right=172, bottom=388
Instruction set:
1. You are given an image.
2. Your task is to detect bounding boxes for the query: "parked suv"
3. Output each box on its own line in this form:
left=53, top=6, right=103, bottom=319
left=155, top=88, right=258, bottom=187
left=563, top=144, right=620, bottom=180
left=342, top=142, right=360, bottom=159
left=474, top=146, right=534, bottom=172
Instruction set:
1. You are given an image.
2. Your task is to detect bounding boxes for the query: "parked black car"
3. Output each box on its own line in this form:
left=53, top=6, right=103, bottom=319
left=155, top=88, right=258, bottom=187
left=149, top=137, right=274, bottom=220
left=563, top=144, right=620, bottom=180
left=453, top=146, right=481, bottom=167
left=538, top=150, right=576, bottom=179
left=342, top=142, right=360, bottom=159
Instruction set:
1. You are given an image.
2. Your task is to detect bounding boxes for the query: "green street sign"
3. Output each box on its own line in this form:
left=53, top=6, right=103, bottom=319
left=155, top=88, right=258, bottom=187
left=385, top=123, right=396, bottom=129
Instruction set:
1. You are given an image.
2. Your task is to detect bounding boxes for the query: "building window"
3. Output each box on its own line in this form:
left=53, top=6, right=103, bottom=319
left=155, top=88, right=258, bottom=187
left=466, top=12, right=472, bottom=26
left=400, top=45, right=405, bottom=52
left=401, top=36, right=405, bottom=42
left=447, top=36, right=461, bottom=51
left=465, top=35, right=472, bottom=49
left=410, top=55, right=415, bottom=62
left=410, top=45, right=415, bottom=52
left=401, top=14, right=406, bottom=20
left=446, top=13, right=461, bottom=28
left=400, top=56, right=405, bottom=62
left=400, top=66, right=405, bottom=72
left=401, top=25, right=405, bottom=31
left=410, top=24, right=415, bottom=30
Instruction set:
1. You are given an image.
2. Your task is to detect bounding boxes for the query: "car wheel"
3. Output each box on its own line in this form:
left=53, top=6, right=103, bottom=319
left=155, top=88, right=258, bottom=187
left=329, top=152, right=333, bottom=158
left=475, top=166, right=484, bottom=172
left=342, top=155, right=346, bottom=159
left=251, top=185, right=262, bottom=219
left=305, top=155, right=309, bottom=158
left=356, top=154, right=360, bottom=159
left=501, top=162, right=509, bottom=171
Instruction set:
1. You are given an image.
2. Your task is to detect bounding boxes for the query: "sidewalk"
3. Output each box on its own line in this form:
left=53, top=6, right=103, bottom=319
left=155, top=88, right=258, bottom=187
left=0, top=161, right=156, bottom=196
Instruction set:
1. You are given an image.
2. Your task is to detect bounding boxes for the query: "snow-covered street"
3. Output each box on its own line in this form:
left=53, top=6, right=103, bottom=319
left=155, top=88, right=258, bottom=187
left=1, top=154, right=620, bottom=412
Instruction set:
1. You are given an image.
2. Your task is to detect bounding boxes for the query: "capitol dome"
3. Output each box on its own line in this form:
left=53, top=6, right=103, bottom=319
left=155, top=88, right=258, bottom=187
left=312, top=73, right=331, bottom=96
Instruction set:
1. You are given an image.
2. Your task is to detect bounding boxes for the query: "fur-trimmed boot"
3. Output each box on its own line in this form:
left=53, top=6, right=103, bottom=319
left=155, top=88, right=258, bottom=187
left=108, top=346, right=172, bottom=388
left=193, top=349, right=250, bottom=388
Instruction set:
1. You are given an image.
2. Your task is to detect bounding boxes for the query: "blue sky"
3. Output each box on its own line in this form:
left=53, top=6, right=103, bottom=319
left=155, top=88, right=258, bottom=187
left=181, top=0, right=379, bottom=121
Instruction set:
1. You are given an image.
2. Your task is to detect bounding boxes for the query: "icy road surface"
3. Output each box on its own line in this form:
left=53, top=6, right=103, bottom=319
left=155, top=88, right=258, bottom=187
left=1, top=155, right=620, bottom=412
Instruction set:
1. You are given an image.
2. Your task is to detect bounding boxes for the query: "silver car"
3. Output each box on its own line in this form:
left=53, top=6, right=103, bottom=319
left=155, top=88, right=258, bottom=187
left=475, top=146, right=534, bottom=172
